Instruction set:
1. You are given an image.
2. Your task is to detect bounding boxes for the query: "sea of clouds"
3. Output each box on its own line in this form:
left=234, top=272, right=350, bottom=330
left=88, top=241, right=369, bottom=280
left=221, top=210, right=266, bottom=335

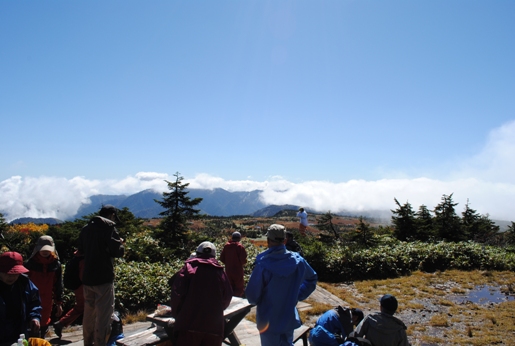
left=2, top=121, right=515, bottom=223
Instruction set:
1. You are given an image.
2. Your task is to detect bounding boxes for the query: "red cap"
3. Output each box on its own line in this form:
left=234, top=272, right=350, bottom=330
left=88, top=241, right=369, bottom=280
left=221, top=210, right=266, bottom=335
left=0, top=252, right=29, bottom=274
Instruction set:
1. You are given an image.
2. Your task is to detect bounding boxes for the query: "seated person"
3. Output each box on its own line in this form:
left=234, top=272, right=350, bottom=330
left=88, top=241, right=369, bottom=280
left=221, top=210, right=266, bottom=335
left=0, top=252, right=42, bottom=346
left=309, top=306, right=364, bottom=346
left=350, top=294, right=410, bottom=346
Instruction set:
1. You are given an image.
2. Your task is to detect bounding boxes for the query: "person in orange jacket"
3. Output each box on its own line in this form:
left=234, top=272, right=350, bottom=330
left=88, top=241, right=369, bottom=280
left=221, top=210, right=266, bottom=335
left=220, top=232, right=247, bottom=297
left=24, top=235, right=63, bottom=338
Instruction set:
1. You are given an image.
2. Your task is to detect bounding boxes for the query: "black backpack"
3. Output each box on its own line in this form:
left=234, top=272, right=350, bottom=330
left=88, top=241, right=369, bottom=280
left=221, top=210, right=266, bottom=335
left=63, top=255, right=83, bottom=290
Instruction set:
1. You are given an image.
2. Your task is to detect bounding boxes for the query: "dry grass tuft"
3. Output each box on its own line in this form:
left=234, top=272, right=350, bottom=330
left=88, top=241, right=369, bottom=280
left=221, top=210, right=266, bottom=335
left=304, top=300, right=334, bottom=316
left=246, top=311, right=256, bottom=323
left=123, top=310, right=149, bottom=324
left=430, top=314, right=449, bottom=327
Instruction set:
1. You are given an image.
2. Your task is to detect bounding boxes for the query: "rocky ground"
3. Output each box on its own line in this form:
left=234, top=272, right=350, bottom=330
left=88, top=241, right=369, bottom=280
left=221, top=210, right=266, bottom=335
left=322, top=279, right=515, bottom=346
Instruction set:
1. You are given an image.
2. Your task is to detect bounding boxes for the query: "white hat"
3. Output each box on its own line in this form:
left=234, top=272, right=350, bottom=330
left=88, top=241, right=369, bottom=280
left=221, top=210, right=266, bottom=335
left=196, top=241, right=216, bottom=258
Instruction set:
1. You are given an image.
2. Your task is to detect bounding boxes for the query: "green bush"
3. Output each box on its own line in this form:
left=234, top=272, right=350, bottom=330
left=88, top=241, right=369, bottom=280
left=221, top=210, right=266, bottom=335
left=306, top=240, right=515, bottom=282
left=114, top=259, right=184, bottom=314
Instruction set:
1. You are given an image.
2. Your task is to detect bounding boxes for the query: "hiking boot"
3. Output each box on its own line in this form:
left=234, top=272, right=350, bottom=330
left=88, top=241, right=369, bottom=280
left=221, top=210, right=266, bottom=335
left=53, top=322, right=63, bottom=338
left=40, top=326, right=49, bottom=339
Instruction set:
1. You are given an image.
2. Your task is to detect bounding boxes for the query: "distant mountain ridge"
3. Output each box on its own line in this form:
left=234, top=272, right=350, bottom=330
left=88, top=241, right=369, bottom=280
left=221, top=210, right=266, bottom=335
left=9, top=217, right=64, bottom=225
left=251, top=204, right=300, bottom=217
left=8, top=188, right=511, bottom=230
left=74, top=188, right=268, bottom=219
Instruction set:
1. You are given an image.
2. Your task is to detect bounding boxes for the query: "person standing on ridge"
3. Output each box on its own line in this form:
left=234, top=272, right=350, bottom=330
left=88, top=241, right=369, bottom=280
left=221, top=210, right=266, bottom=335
left=78, top=205, right=125, bottom=346
left=246, top=224, right=318, bottom=346
left=220, top=231, right=248, bottom=297
left=296, top=208, right=308, bottom=235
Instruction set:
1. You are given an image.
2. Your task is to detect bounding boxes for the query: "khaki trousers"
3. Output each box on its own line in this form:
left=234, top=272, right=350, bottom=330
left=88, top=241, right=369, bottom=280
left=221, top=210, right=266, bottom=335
left=83, top=283, right=115, bottom=346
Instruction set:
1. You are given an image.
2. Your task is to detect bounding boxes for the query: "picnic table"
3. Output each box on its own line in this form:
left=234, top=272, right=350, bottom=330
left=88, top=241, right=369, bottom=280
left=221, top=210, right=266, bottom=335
left=145, top=296, right=254, bottom=346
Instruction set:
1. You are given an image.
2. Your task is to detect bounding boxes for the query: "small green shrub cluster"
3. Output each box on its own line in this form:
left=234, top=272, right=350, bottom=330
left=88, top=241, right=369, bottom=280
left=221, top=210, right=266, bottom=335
left=303, top=240, right=515, bottom=282
left=114, top=259, right=184, bottom=314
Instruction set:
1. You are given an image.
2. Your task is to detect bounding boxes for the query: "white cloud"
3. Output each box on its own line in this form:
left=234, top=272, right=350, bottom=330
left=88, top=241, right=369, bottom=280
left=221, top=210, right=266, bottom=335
left=1, top=121, right=515, bottom=223
left=453, top=120, right=515, bottom=184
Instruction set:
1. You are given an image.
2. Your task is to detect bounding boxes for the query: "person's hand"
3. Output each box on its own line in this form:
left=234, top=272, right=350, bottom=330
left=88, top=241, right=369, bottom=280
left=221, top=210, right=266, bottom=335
left=30, top=319, right=40, bottom=334
left=55, top=304, right=63, bottom=317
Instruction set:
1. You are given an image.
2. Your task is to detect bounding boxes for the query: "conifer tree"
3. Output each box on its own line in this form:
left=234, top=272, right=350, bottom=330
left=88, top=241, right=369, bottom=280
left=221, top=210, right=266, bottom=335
left=433, top=193, right=463, bottom=241
left=0, top=213, right=8, bottom=248
left=0, top=213, right=7, bottom=235
left=415, top=205, right=434, bottom=241
left=391, top=198, right=416, bottom=241
left=460, top=200, right=499, bottom=243
left=317, top=211, right=340, bottom=240
left=155, top=172, right=203, bottom=244
left=354, top=216, right=375, bottom=247
left=505, top=222, right=515, bottom=245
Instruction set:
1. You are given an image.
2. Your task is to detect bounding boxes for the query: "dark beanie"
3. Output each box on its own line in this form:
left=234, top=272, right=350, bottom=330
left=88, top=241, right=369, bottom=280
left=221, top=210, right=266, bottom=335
left=380, top=294, right=398, bottom=314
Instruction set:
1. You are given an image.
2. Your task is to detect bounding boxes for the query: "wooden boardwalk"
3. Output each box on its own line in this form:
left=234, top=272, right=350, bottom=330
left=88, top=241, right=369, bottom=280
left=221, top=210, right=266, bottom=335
left=47, top=285, right=344, bottom=346
left=308, top=285, right=346, bottom=307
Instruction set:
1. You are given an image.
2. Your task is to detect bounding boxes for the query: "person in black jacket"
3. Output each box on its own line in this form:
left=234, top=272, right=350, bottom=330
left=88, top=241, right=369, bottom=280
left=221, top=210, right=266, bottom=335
left=78, top=205, right=124, bottom=346
left=285, top=231, right=304, bottom=257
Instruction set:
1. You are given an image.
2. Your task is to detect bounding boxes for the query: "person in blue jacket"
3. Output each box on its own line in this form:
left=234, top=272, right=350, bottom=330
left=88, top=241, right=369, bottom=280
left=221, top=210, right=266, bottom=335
left=246, top=224, right=318, bottom=346
left=0, top=251, right=42, bottom=346
left=309, top=307, right=364, bottom=346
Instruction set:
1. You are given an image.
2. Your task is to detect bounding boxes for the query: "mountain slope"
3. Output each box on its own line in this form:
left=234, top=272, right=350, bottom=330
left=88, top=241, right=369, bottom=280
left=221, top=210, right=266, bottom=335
left=72, top=188, right=267, bottom=219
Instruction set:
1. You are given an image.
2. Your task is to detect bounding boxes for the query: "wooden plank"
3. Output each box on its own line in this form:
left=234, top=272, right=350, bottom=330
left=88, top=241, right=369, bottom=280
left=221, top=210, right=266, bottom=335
left=116, top=327, right=170, bottom=346
left=308, top=285, right=346, bottom=307
left=293, top=325, right=311, bottom=346
left=231, top=319, right=310, bottom=346
left=296, top=301, right=312, bottom=312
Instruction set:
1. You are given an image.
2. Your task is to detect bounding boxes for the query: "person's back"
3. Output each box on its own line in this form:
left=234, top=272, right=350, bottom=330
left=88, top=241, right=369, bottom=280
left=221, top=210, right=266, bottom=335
left=220, top=232, right=247, bottom=297
left=79, top=215, right=124, bottom=286
left=352, top=294, right=409, bottom=346
left=245, top=224, right=317, bottom=346
left=171, top=242, right=233, bottom=346
left=309, top=307, right=364, bottom=346
left=78, top=205, right=124, bottom=346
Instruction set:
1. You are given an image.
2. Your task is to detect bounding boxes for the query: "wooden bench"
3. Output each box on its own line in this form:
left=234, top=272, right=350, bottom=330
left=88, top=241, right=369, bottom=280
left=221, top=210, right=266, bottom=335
left=116, top=326, right=171, bottom=346
left=293, top=325, right=311, bottom=346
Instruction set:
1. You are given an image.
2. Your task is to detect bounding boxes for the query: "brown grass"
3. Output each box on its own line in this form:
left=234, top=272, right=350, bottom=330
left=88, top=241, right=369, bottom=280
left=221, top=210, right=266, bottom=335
left=323, top=270, right=515, bottom=345
left=123, top=310, right=149, bottom=324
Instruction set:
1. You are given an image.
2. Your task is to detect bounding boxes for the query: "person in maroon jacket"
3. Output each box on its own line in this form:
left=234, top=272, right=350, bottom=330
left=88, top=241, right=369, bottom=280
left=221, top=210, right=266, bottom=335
left=220, top=232, right=247, bottom=297
left=170, top=241, right=233, bottom=346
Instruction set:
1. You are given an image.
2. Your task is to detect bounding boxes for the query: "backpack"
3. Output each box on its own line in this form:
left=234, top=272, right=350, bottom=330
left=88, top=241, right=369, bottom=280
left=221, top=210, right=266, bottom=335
left=63, top=255, right=83, bottom=290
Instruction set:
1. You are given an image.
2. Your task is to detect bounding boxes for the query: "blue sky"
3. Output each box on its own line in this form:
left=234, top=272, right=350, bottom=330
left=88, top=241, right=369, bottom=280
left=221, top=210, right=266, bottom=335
left=1, top=1, right=515, bottom=222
